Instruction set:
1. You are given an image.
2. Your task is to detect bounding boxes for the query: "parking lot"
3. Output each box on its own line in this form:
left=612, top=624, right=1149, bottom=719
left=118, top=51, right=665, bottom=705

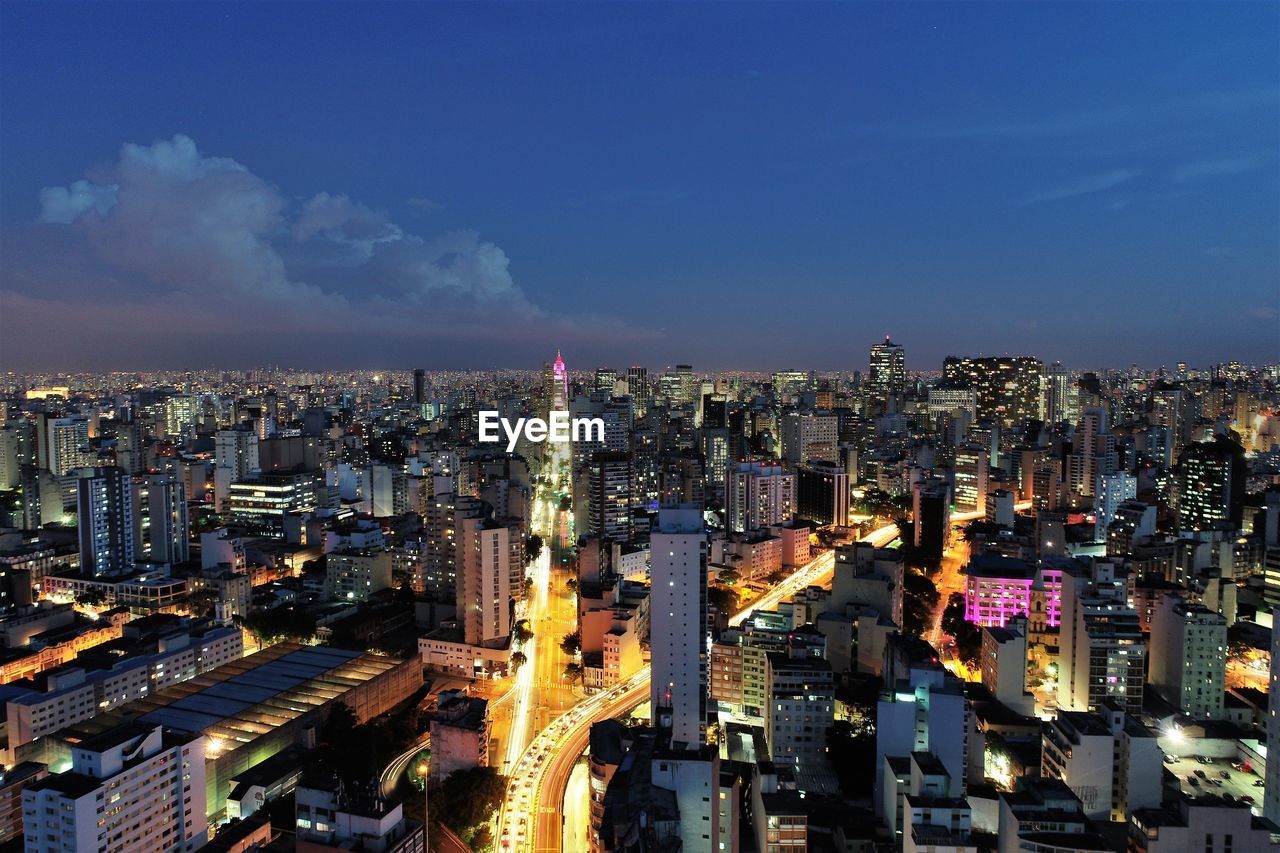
left=1165, top=754, right=1264, bottom=812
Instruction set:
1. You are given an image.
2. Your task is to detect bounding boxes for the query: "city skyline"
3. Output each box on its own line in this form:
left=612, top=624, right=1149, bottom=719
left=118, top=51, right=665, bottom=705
left=2, top=2, right=1278, bottom=372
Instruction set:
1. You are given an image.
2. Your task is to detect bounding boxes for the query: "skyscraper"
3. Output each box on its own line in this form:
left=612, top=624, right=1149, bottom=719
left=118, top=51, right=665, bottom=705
left=413, top=367, right=427, bottom=404
left=77, top=466, right=135, bottom=577
left=132, top=472, right=189, bottom=565
left=459, top=516, right=512, bottom=646
left=867, top=336, right=906, bottom=411
left=942, top=356, right=1044, bottom=429
left=650, top=505, right=708, bottom=750
left=1175, top=433, right=1247, bottom=531
left=626, top=365, right=649, bottom=416
left=725, top=460, right=795, bottom=533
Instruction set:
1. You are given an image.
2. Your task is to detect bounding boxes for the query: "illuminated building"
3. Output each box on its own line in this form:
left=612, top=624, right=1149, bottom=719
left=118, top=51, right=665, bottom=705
left=1266, top=606, right=1280, bottom=825
left=324, top=548, right=393, bottom=602
left=588, top=451, right=632, bottom=542
left=625, top=366, right=649, bottom=416
left=47, top=417, right=89, bottom=477
left=867, top=336, right=906, bottom=413
left=650, top=505, right=707, bottom=750
left=725, top=460, right=795, bottom=533
left=1045, top=361, right=1077, bottom=425
left=942, top=356, right=1044, bottom=429
left=780, top=412, right=838, bottom=466
left=22, top=723, right=208, bottom=853
left=953, top=444, right=989, bottom=514
left=795, top=460, right=849, bottom=527
left=1147, top=595, right=1226, bottom=720
left=459, top=516, right=511, bottom=646
left=926, top=382, right=977, bottom=426
left=131, top=472, right=189, bottom=566
left=77, top=467, right=135, bottom=577
left=1174, top=433, right=1247, bottom=531
left=963, top=554, right=1063, bottom=628
left=225, top=470, right=321, bottom=537
left=1041, top=702, right=1161, bottom=822
left=1057, top=559, right=1145, bottom=713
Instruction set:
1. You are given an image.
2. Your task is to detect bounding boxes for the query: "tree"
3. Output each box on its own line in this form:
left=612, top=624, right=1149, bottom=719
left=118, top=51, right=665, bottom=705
left=941, top=592, right=981, bottom=664
left=563, top=662, right=584, bottom=684
left=513, top=619, right=533, bottom=646
left=240, top=606, right=316, bottom=646
left=509, top=651, right=527, bottom=671
left=901, top=568, right=939, bottom=637
left=394, top=579, right=417, bottom=605
left=717, top=568, right=741, bottom=586
left=75, top=590, right=107, bottom=608
left=185, top=588, right=220, bottom=619
left=708, top=585, right=739, bottom=616
left=431, top=766, right=507, bottom=844
left=526, top=534, right=544, bottom=564
left=560, top=632, right=581, bottom=656
left=558, top=495, right=571, bottom=512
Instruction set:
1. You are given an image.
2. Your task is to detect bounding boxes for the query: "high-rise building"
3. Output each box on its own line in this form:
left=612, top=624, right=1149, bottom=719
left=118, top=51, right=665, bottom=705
left=764, top=652, right=834, bottom=779
left=780, top=411, right=838, bottom=466
left=725, top=460, right=795, bottom=533
left=625, top=366, right=649, bottom=416
left=22, top=723, right=208, bottom=853
left=867, top=336, right=906, bottom=411
left=459, top=516, right=511, bottom=646
left=926, top=383, right=977, bottom=425
left=1175, top=433, right=1247, bottom=531
left=1057, top=559, right=1145, bottom=713
left=1046, top=361, right=1077, bottom=425
left=1067, top=407, right=1117, bottom=498
left=1266, top=606, right=1280, bottom=825
left=131, top=472, right=189, bottom=565
left=1093, top=472, right=1136, bottom=541
left=413, top=367, right=427, bottom=404
left=650, top=505, right=708, bottom=750
left=942, top=356, right=1044, bottom=429
left=795, top=461, right=850, bottom=527
left=952, top=444, right=989, bottom=513
left=77, top=467, right=135, bottom=577
left=588, top=451, right=631, bottom=542
left=594, top=367, right=618, bottom=396
left=1148, top=594, right=1226, bottom=720
left=47, top=416, right=89, bottom=477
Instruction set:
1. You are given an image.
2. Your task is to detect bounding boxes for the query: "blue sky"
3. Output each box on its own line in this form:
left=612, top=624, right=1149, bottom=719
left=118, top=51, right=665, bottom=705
left=1, top=2, right=1276, bottom=371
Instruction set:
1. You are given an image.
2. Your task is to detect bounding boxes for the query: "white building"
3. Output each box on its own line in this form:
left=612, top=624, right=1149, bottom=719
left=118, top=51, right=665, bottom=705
left=1265, top=606, right=1280, bottom=826
left=1148, top=594, right=1226, bottom=719
left=650, top=505, right=708, bottom=750
left=77, top=467, right=135, bottom=577
left=1041, top=703, right=1162, bottom=822
left=725, top=461, right=794, bottom=533
left=22, top=723, right=207, bottom=852
left=459, top=518, right=511, bottom=646
left=780, top=412, right=838, bottom=467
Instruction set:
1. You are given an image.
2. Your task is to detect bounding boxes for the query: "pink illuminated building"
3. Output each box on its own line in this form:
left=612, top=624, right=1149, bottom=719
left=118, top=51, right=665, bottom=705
left=964, top=554, right=1063, bottom=628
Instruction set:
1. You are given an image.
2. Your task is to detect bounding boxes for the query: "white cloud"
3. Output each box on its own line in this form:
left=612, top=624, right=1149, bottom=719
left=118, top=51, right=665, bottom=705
left=1024, top=169, right=1137, bottom=204
left=37, top=180, right=118, bottom=223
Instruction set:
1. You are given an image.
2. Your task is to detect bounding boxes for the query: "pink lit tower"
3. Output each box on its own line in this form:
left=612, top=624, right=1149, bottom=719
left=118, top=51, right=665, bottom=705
left=541, top=350, right=569, bottom=417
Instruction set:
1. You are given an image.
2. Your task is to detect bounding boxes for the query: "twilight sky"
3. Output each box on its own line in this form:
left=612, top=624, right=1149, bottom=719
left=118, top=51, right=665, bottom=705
left=1, top=2, right=1277, bottom=372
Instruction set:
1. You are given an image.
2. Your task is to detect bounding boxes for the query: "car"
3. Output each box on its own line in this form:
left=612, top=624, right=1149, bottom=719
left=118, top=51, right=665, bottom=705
left=1224, top=794, right=1236, bottom=803
left=1195, top=770, right=1207, bottom=779
left=1243, top=795, right=1256, bottom=805
left=1220, top=770, right=1230, bottom=779
left=1162, top=754, right=1176, bottom=764
left=1188, top=776, right=1200, bottom=785
left=1255, top=780, right=1266, bottom=788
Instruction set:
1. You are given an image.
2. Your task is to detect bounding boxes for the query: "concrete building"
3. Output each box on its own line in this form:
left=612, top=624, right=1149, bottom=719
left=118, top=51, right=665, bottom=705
left=650, top=505, right=708, bottom=750
left=77, top=467, right=136, bottom=577
left=725, top=460, right=794, bottom=533
left=132, top=472, right=190, bottom=566
left=1040, top=702, right=1161, bottom=822
left=780, top=412, right=838, bottom=467
left=429, top=688, right=489, bottom=781
left=764, top=653, right=834, bottom=784
left=830, top=542, right=904, bottom=629
left=996, top=779, right=1108, bottom=853
left=795, top=461, right=849, bottom=527
left=1148, top=594, right=1227, bottom=719
left=295, top=777, right=425, bottom=853
left=1057, top=558, right=1145, bottom=713
left=324, top=548, right=394, bottom=602
left=979, top=621, right=1034, bottom=716
left=22, top=723, right=207, bottom=853
left=1132, top=796, right=1279, bottom=853
left=1266, top=605, right=1280, bottom=826
left=953, top=445, right=990, bottom=514
left=458, top=517, right=511, bottom=646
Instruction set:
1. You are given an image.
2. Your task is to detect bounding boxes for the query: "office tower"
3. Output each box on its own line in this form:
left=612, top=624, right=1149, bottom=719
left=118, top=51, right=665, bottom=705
left=1041, top=701, right=1162, bottom=822
left=542, top=350, right=569, bottom=417
left=1267, top=607, right=1280, bottom=826
left=1175, top=433, right=1247, bottom=531
left=796, top=461, right=850, bottom=527
left=213, top=427, right=259, bottom=510
left=912, top=477, right=951, bottom=564
left=22, top=723, right=208, bottom=853
left=780, top=411, right=838, bottom=466
left=459, top=516, right=511, bottom=646
left=942, top=356, right=1044, bottom=429
left=725, top=460, right=795, bottom=533
left=594, top=367, right=618, bottom=396
left=979, top=621, right=1034, bottom=714
left=1148, top=595, right=1226, bottom=719
left=47, top=416, right=89, bottom=476
left=0, top=425, right=22, bottom=489
left=770, top=370, right=809, bottom=402
left=867, top=336, right=906, bottom=411
left=1046, top=361, right=1077, bottom=425
left=413, top=367, right=427, bottom=404
left=1093, top=472, right=1136, bottom=541
left=1057, top=559, right=1145, bottom=713
left=225, top=470, right=321, bottom=537
left=588, top=451, right=632, bottom=542
left=1067, top=407, right=1117, bottom=498
left=132, top=472, right=189, bottom=565
left=953, top=444, right=989, bottom=513
left=163, top=394, right=197, bottom=439
left=625, top=366, right=649, bottom=416
left=675, top=364, right=697, bottom=405
left=77, top=467, right=135, bottom=577
left=764, top=652, right=834, bottom=778
left=650, top=505, right=708, bottom=750
left=926, top=383, right=977, bottom=425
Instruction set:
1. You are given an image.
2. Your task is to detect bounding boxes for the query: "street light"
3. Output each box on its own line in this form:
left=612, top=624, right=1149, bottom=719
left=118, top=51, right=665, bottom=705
left=417, top=762, right=429, bottom=851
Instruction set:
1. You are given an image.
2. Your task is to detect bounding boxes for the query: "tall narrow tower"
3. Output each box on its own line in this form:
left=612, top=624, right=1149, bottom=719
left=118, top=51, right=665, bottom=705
left=650, top=505, right=708, bottom=750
